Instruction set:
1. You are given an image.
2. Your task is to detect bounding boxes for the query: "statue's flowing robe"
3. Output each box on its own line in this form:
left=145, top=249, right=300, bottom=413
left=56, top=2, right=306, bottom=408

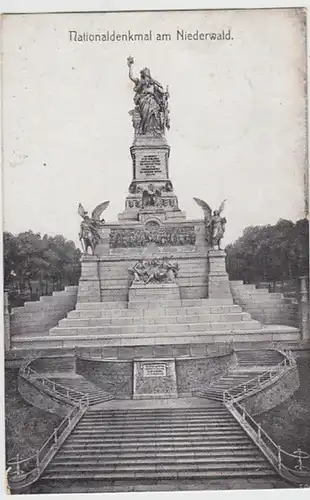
left=134, top=79, right=164, bottom=135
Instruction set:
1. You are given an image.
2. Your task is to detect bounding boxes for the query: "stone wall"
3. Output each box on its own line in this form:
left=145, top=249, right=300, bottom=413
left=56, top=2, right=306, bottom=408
left=18, top=375, right=73, bottom=418
left=76, top=358, right=133, bottom=398
left=10, top=286, right=78, bottom=337
left=176, top=352, right=235, bottom=396
left=230, top=281, right=298, bottom=327
left=241, top=366, right=300, bottom=416
left=30, top=355, right=76, bottom=374
left=88, top=221, right=209, bottom=302
left=133, top=359, right=177, bottom=399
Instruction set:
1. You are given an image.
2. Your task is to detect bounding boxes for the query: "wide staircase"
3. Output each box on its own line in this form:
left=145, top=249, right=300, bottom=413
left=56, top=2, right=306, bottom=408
left=41, top=404, right=278, bottom=483
left=195, top=349, right=286, bottom=402
left=11, top=297, right=300, bottom=350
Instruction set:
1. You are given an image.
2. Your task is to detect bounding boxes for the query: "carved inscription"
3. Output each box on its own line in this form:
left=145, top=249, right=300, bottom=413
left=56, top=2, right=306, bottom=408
left=143, top=363, right=167, bottom=378
left=139, top=154, right=162, bottom=177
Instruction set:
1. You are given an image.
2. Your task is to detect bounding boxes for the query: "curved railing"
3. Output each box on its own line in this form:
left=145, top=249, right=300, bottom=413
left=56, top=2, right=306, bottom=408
left=223, top=352, right=296, bottom=403
left=20, top=365, right=89, bottom=405
left=222, top=350, right=310, bottom=486
left=7, top=361, right=90, bottom=491
left=226, top=398, right=310, bottom=486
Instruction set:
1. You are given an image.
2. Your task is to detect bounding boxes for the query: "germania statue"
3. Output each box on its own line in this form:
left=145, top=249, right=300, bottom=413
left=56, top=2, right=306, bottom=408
left=78, top=201, right=110, bottom=255
left=194, top=198, right=227, bottom=250
left=127, top=56, right=170, bottom=136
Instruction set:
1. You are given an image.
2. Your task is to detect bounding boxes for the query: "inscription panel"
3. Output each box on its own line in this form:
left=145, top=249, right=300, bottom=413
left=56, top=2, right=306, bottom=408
left=142, top=362, right=167, bottom=378
left=135, top=150, right=167, bottom=180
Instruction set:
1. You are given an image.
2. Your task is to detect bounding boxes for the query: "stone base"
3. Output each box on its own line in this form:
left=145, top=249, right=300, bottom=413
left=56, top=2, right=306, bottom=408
left=128, top=283, right=181, bottom=305
left=133, top=358, right=178, bottom=399
left=77, top=255, right=101, bottom=303
left=208, top=250, right=232, bottom=300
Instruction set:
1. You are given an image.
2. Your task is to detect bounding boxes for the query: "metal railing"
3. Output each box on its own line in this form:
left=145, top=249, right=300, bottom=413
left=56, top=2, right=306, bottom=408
left=20, top=365, right=89, bottom=405
left=7, top=401, right=87, bottom=490
left=221, top=350, right=310, bottom=485
left=223, top=353, right=296, bottom=403
left=226, top=398, right=310, bottom=485
left=7, top=361, right=90, bottom=491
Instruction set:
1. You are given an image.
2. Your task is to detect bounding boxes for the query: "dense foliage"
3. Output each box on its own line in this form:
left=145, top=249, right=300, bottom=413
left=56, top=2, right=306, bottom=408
left=3, top=231, right=81, bottom=301
left=226, top=218, right=309, bottom=283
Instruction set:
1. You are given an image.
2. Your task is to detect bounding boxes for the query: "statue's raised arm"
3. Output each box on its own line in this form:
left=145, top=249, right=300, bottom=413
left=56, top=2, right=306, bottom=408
left=127, top=56, right=139, bottom=84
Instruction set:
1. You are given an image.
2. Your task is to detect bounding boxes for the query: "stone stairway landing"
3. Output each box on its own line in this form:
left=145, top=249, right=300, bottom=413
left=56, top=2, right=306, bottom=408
left=41, top=405, right=277, bottom=482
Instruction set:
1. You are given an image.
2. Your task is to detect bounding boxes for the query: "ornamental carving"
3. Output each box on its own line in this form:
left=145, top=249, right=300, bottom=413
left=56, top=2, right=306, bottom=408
left=109, top=225, right=196, bottom=248
left=129, top=257, right=179, bottom=284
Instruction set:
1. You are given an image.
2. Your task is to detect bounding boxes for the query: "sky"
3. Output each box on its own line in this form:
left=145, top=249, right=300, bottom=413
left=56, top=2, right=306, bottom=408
left=2, top=8, right=308, bottom=248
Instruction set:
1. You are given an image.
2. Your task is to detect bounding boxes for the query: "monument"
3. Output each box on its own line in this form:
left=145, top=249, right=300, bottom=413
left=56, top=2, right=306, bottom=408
left=48, top=57, right=299, bottom=353
left=77, top=57, right=230, bottom=305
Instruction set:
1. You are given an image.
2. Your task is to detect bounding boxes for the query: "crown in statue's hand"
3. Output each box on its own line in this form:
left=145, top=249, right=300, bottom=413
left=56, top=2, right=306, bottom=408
left=127, top=56, right=134, bottom=66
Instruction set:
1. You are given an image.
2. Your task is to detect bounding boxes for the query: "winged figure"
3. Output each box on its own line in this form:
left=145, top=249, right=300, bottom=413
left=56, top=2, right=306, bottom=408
left=142, top=184, right=162, bottom=208
left=78, top=201, right=110, bottom=255
left=194, top=197, right=227, bottom=250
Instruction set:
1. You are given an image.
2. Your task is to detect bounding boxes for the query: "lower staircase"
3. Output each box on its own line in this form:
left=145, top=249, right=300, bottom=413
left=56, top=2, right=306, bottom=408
left=47, top=375, right=115, bottom=406
left=41, top=404, right=277, bottom=483
left=195, top=349, right=285, bottom=402
left=236, top=349, right=284, bottom=367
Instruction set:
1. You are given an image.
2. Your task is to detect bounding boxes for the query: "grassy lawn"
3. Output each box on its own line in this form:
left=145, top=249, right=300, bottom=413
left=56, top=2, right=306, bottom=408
left=255, top=352, right=310, bottom=458
left=5, top=367, right=62, bottom=462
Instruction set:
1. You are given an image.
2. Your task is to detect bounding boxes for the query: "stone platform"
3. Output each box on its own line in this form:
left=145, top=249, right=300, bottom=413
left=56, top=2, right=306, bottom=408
left=129, top=283, right=181, bottom=304
left=11, top=297, right=300, bottom=350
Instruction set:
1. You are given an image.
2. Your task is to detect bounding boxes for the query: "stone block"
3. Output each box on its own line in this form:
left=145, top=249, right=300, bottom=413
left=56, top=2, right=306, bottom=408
left=133, top=358, right=177, bottom=399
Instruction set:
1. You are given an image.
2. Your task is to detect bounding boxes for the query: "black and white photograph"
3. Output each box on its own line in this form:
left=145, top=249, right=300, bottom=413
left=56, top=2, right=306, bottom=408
left=2, top=6, right=310, bottom=496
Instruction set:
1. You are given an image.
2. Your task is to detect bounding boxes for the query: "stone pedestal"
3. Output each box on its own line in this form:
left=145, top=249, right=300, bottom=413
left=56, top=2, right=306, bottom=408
left=128, top=282, right=181, bottom=305
left=77, top=255, right=101, bottom=303
left=133, top=358, right=178, bottom=399
left=118, top=134, right=185, bottom=222
left=208, top=250, right=233, bottom=301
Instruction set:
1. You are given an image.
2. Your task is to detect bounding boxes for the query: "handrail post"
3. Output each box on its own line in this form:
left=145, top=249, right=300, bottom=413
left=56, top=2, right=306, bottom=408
left=242, top=406, right=246, bottom=421
left=36, top=451, right=40, bottom=469
left=53, top=427, right=58, bottom=445
left=16, top=454, right=21, bottom=477
left=296, top=448, right=303, bottom=471
left=277, top=446, right=282, bottom=470
left=257, top=424, right=262, bottom=443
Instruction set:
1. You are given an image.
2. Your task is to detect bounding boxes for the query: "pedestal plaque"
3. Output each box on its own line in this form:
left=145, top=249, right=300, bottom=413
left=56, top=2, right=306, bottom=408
left=133, top=358, right=178, bottom=399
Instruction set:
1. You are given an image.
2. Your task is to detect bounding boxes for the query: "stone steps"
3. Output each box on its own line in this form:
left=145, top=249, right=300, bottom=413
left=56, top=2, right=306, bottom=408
left=76, top=298, right=234, bottom=311
left=42, top=406, right=276, bottom=482
left=50, top=321, right=262, bottom=336
left=58, top=447, right=260, bottom=458
left=11, top=326, right=300, bottom=349
left=195, top=350, right=286, bottom=401
left=49, top=376, right=115, bottom=406
left=59, top=312, right=252, bottom=327
left=68, top=304, right=244, bottom=318
left=236, top=350, right=284, bottom=366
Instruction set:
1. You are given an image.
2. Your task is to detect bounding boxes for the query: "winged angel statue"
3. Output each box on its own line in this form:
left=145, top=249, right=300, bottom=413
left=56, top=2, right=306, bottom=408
left=78, top=201, right=110, bottom=255
left=194, top=198, right=227, bottom=250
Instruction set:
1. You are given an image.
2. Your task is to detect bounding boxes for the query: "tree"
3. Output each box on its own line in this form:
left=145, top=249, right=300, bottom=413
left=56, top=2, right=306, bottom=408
left=3, top=231, right=81, bottom=300
left=226, top=218, right=309, bottom=284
